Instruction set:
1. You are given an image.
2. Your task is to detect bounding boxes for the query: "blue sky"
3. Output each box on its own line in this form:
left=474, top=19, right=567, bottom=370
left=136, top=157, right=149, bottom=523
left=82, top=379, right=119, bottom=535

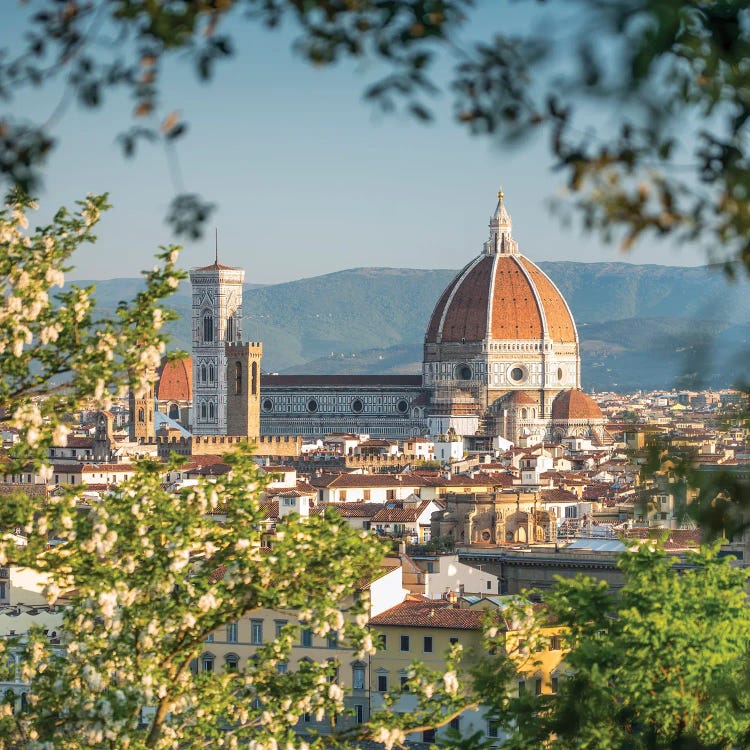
left=2, top=2, right=709, bottom=281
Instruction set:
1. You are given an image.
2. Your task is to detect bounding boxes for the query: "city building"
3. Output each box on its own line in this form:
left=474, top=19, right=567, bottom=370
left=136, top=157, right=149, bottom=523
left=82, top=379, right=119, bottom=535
left=165, top=190, right=606, bottom=448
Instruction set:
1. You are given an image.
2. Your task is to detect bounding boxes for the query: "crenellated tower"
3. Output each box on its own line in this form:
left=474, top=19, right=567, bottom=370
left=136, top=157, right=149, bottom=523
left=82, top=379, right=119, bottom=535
left=129, top=383, right=155, bottom=441
left=226, top=342, right=263, bottom=438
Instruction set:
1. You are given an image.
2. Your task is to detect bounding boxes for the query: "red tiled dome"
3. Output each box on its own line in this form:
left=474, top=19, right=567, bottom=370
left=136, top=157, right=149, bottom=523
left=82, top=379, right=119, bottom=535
left=425, top=254, right=577, bottom=345
left=157, top=357, right=193, bottom=402
left=551, top=389, right=603, bottom=420
left=504, top=391, right=537, bottom=405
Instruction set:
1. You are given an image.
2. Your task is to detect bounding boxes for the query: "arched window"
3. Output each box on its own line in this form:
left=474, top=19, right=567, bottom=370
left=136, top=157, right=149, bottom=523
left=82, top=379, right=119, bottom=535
left=251, top=361, right=258, bottom=395
left=208, top=364, right=215, bottom=383
left=209, top=402, right=215, bottom=420
left=200, top=402, right=207, bottom=419
left=203, top=311, right=214, bottom=343
left=200, top=364, right=207, bottom=383
left=201, top=652, right=215, bottom=673
left=226, top=316, right=234, bottom=342
left=138, top=408, right=145, bottom=422
left=521, top=408, right=528, bottom=420
left=168, top=403, right=179, bottom=420
left=235, top=361, right=243, bottom=395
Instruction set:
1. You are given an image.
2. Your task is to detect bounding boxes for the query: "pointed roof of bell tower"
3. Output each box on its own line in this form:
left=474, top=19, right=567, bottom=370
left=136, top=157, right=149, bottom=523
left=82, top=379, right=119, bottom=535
left=483, top=187, right=518, bottom=255
left=192, top=229, right=242, bottom=272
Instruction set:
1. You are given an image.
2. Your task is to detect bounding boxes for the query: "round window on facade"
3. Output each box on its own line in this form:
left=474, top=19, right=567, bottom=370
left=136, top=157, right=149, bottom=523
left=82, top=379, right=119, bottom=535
left=396, top=399, right=409, bottom=414
left=307, top=398, right=318, bottom=413
left=510, top=366, right=525, bottom=383
left=262, top=399, right=273, bottom=412
left=557, top=367, right=564, bottom=381
left=456, top=365, right=472, bottom=380
left=352, top=398, right=364, bottom=414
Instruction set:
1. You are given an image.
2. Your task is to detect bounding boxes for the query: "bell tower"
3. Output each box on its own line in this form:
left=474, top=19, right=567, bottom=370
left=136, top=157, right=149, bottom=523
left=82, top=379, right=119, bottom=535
left=189, top=250, right=245, bottom=436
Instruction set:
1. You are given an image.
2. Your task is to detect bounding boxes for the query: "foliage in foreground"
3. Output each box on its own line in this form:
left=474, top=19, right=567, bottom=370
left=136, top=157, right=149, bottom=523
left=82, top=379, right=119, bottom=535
left=5, top=1, right=750, bottom=271
left=470, top=542, right=750, bottom=750
left=0, top=195, right=475, bottom=749
left=1, top=448, right=378, bottom=748
left=4, top=194, right=750, bottom=749
left=0, top=190, right=183, bottom=476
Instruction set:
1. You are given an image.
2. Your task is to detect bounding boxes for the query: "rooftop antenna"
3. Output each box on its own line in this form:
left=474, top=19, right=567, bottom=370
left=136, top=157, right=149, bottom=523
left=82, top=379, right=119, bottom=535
left=215, top=227, right=219, bottom=265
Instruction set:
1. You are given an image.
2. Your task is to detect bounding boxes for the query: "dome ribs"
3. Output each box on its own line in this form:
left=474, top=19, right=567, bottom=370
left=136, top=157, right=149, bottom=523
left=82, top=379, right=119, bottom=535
left=425, top=274, right=458, bottom=342
left=440, top=255, right=494, bottom=342
left=489, top=256, right=544, bottom=340
left=425, top=254, right=577, bottom=345
left=519, top=258, right=578, bottom=344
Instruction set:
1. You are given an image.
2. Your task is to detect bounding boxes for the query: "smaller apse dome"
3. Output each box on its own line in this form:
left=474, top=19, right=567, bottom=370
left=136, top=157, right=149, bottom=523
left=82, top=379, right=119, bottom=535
left=157, top=357, right=193, bottom=402
left=503, top=391, right=537, bottom=406
left=551, top=389, right=603, bottom=421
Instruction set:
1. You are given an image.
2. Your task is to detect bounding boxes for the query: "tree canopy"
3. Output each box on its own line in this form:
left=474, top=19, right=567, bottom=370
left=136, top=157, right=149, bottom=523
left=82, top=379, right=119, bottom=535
left=471, top=542, right=750, bottom=750
left=0, top=196, right=479, bottom=749
left=3, top=1, right=750, bottom=272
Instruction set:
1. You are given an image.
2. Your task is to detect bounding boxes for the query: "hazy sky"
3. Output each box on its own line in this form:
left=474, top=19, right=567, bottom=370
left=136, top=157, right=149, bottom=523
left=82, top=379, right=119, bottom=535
left=2, top=2, right=709, bottom=282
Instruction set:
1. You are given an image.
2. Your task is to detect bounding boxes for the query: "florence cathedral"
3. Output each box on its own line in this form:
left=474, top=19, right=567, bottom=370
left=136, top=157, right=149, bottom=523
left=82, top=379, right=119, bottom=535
left=149, top=191, right=606, bottom=448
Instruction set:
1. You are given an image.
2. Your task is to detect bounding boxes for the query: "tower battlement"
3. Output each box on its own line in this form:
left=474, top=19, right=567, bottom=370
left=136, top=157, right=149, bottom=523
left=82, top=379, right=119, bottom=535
left=226, top=342, right=263, bottom=355
left=139, top=434, right=302, bottom=458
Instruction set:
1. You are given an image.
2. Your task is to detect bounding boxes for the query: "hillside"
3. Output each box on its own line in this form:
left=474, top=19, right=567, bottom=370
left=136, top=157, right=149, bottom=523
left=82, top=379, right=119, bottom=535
left=76, top=262, right=750, bottom=391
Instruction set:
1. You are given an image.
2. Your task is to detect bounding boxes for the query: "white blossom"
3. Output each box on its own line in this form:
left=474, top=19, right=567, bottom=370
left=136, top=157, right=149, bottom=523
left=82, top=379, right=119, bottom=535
left=373, top=726, right=406, bottom=750
left=443, top=670, right=459, bottom=696
left=197, top=592, right=220, bottom=612
left=45, top=267, right=65, bottom=288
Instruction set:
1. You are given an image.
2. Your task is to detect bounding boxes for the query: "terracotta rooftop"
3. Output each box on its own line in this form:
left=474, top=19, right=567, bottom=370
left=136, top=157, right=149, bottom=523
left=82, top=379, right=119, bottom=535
left=187, top=463, right=232, bottom=476
left=263, top=481, right=317, bottom=497
left=624, top=528, right=703, bottom=549
left=372, top=500, right=433, bottom=523
left=540, top=488, right=580, bottom=504
left=310, top=473, right=428, bottom=489
left=369, top=600, right=484, bottom=630
left=62, top=436, right=94, bottom=449
left=313, top=502, right=383, bottom=518
left=192, top=261, right=241, bottom=272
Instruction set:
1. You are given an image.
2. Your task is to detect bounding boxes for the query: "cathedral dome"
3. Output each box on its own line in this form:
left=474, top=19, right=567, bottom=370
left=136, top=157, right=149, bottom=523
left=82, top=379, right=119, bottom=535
left=425, top=192, right=577, bottom=345
left=157, top=357, right=193, bottom=402
left=551, top=389, right=603, bottom=420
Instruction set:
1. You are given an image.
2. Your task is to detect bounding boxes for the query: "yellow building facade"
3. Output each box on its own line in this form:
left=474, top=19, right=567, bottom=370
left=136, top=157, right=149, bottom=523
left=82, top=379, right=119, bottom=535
left=369, top=596, right=565, bottom=744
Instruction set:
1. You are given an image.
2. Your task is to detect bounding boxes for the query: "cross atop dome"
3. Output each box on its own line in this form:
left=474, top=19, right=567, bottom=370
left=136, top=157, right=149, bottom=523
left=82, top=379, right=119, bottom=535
left=483, top=187, right=518, bottom=255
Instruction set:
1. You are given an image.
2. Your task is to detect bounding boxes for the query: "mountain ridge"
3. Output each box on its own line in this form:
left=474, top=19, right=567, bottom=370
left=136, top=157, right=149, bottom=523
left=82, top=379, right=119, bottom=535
left=73, top=261, right=750, bottom=391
